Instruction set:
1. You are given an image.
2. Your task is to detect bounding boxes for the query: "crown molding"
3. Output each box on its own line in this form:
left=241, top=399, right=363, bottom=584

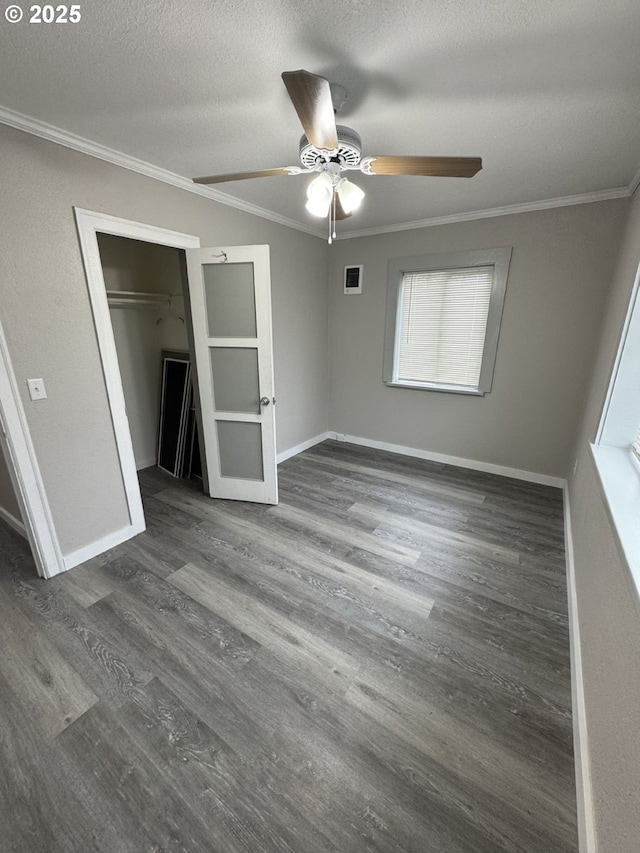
left=2, top=105, right=637, bottom=241
left=336, top=186, right=632, bottom=240
left=0, top=106, right=325, bottom=239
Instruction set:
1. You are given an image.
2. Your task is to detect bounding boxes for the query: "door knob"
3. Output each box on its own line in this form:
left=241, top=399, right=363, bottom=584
left=260, top=396, right=271, bottom=406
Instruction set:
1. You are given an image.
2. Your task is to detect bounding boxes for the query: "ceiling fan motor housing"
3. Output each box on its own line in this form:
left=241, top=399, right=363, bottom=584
left=299, top=125, right=362, bottom=169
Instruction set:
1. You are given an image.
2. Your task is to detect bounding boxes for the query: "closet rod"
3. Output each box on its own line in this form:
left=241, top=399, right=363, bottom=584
left=106, top=290, right=174, bottom=307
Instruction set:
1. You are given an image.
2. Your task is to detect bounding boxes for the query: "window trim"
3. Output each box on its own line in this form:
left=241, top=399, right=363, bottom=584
left=383, top=248, right=512, bottom=395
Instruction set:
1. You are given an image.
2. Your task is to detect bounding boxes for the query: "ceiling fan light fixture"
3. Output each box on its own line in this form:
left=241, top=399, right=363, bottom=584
left=305, top=172, right=333, bottom=217
left=337, top=178, right=365, bottom=213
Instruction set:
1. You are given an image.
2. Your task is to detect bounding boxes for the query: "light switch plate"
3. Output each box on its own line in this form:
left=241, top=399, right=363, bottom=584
left=27, top=378, right=47, bottom=401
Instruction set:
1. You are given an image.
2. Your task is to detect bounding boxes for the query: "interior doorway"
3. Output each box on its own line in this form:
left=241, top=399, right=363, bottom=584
left=96, top=234, right=204, bottom=489
left=74, top=209, right=278, bottom=577
left=0, top=319, right=64, bottom=578
left=74, top=209, right=202, bottom=560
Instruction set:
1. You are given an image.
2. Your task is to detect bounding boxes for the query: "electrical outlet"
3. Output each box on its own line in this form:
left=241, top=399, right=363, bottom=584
left=27, top=378, right=47, bottom=401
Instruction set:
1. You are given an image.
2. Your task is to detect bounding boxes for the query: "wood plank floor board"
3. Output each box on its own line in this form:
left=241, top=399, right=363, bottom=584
left=0, top=518, right=36, bottom=569
left=172, top=552, right=433, bottom=682
left=0, top=440, right=577, bottom=851
left=156, top=486, right=354, bottom=562
left=266, top=502, right=422, bottom=566
left=0, top=667, right=106, bottom=853
left=425, top=598, right=572, bottom=700
left=306, top=441, right=564, bottom=510
left=277, top=468, right=369, bottom=518
left=140, top=491, right=204, bottom=534
left=237, top=629, right=569, bottom=853
left=98, top=613, right=276, bottom=765
left=50, top=561, right=116, bottom=608
left=226, top=651, right=490, bottom=853
left=413, top=549, right=570, bottom=624
left=54, top=699, right=230, bottom=853
left=118, top=527, right=196, bottom=578
left=170, top=508, right=436, bottom=648
left=168, top=561, right=362, bottom=695
left=0, top=583, right=98, bottom=739
left=114, top=676, right=339, bottom=853
left=88, top=586, right=257, bottom=700
left=354, top=646, right=574, bottom=778
left=307, top=680, right=572, bottom=853
left=136, top=464, right=185, bottom=498
left=418, top=571, right=570, bottom=653
left=343, top=673, right=575, bottom=850
left=284, top=460, right=484, bottom=524
left=8, top=571, right=158, bottom=714
left=345, top=488, right=566, bottom=557
left=89, top=552, right=261, bottom=670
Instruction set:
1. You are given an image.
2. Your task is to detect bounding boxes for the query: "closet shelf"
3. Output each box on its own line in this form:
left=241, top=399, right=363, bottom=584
left=106, top=290, right=174, bottom=307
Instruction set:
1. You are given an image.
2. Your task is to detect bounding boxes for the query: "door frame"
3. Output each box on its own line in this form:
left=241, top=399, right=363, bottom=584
left=0, top=318, right=65, bottom=578
left=74, top=208, right=201, bottom=553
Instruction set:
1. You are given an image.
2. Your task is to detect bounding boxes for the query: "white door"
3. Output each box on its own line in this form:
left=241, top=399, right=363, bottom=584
left=185, top=244, right=278, bottom=504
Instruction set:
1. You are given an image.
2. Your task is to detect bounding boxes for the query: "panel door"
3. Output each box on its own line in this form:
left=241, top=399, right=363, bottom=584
left=185, top=245, right=277, bottom=503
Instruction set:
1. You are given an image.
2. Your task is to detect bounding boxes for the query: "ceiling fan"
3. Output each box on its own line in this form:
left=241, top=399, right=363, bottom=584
left=193, top=70, right=482, bottom=241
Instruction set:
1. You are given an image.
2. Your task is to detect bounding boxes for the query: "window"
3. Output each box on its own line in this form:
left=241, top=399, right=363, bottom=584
left=592, top=259, right=640, bottom=597
left=383, top=248, right=511, bottom=395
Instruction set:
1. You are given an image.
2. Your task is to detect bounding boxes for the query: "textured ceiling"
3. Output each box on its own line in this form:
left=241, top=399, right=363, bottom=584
left=2, top=0, right=640, bottom=236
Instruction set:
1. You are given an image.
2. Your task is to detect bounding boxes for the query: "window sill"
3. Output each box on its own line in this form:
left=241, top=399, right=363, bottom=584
left=385, top=380, right=485, bottom=396
left=590, top=443, right=640, bottom=609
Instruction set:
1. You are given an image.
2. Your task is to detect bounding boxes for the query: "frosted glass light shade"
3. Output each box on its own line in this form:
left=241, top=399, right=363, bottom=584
left=306, top=173, right=333, bottom=217
left=337, top=179, right=365, bottom=213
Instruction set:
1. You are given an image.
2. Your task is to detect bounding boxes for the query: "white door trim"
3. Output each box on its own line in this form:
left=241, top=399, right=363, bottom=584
left=0, top=320, right=65, bottom=578
left=74, top=208, right=200, bottom=558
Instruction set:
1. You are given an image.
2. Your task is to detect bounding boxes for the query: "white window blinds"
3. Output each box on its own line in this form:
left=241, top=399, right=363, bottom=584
left=396, top=265, right=494, bottom=388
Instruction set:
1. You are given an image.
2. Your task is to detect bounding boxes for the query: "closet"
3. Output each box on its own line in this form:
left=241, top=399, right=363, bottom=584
left=97, top=234, right=201, bottom=483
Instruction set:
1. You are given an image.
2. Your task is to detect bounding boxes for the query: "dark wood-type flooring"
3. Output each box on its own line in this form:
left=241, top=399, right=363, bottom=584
left=0, top=440, right=577, bottom=852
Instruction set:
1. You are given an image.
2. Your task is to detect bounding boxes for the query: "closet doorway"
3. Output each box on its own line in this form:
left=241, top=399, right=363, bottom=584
left=97, top=234, right=203, bottom=486
left=72, top=209, right=278, bottom=574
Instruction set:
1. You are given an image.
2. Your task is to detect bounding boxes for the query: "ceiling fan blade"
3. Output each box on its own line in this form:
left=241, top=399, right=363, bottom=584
left=362, top=156, right=482, bottom=178
left=282, top=70, right=338, bottom=151
left=193, top=167, right=300, bottom=185
left=333, top=191, right=351, bottom=221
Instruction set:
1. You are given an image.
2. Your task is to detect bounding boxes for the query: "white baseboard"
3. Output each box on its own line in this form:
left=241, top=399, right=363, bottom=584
left=0, top=504, right=27, bottom=538
left=277, top=431, right=332, bottom=464
left=563, top=486, right=597, bottom=853
left=326, top=432, right=565, bottom=488
left=136, top=456, right=157, bottom=471
left=62, top=520, right=146, bottom=573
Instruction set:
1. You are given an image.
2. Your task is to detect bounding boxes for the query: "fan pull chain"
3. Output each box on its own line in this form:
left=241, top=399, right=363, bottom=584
left=328, top=193, right=337, bottom=244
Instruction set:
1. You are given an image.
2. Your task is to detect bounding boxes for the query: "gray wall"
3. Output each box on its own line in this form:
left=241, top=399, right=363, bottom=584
left=328, top=201, right=627, bottom=478
left=567, top=187, right=640, bottom=853
left=0, top=124, right=329, bottom=555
